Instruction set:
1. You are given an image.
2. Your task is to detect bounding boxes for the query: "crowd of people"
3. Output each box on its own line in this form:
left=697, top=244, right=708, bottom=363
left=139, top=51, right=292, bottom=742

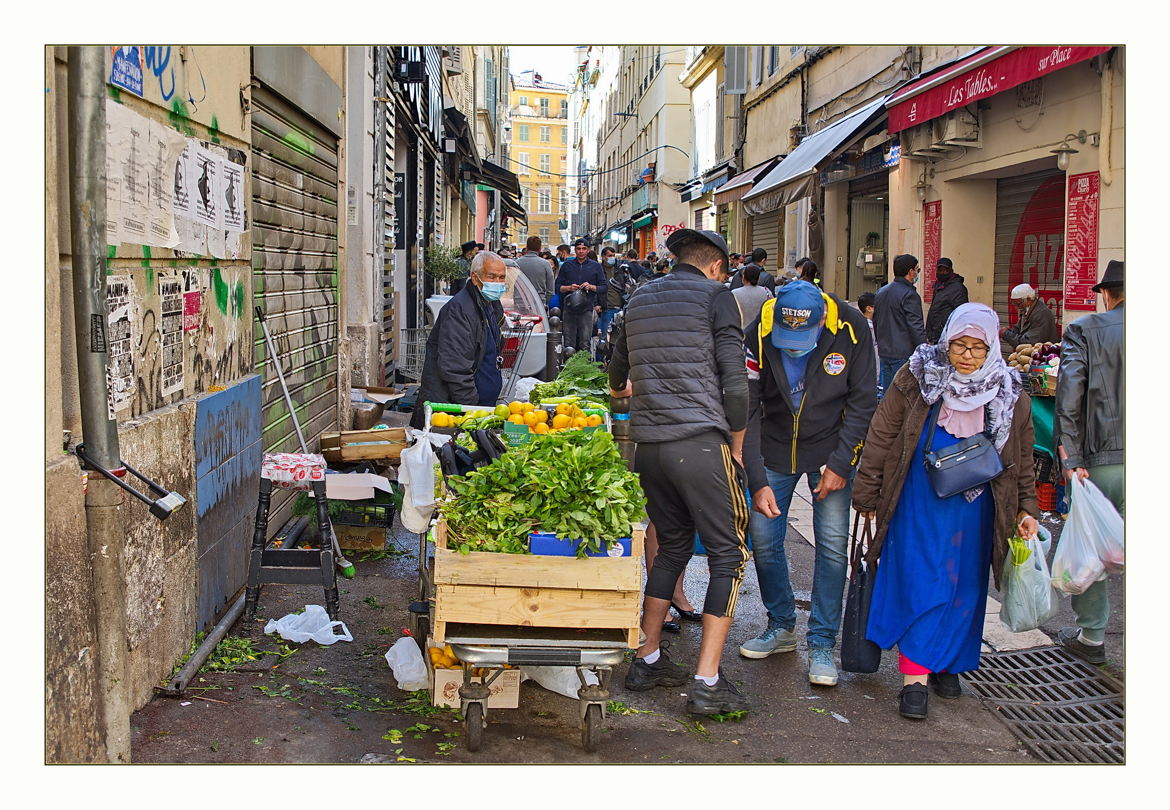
left=413, top=232, right=1124, bottom=723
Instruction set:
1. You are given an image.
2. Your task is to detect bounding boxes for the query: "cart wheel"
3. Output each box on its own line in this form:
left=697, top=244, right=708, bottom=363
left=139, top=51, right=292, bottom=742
left=466, top=702, right=484, bottom=752
left=582, top=703, right=602, bottom=753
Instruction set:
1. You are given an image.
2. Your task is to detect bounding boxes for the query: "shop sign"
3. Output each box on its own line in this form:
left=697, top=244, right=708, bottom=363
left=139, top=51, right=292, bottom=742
left=1008, top=176, right=1065, bottom=318
left=109, top=47, right=144, bottom=96
left=922, top=201, right=942, bottom=302
left=1063, top=172, right=1101, bottom=311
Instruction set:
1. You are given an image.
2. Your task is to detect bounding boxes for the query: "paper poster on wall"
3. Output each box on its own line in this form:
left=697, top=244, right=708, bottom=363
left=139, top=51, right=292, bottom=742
left=146, top=120, right=186, bottom=248
left=192, top=145, right=221, bottom=228
left=173, top=145, right=193, bottom=217
left=159, top=273, right=185, bottom=396
left=922, top=201, right=942, bottom=303
left=107, top=101, right=150, bottom=243
left=105, top=275, right=136, bottom=413
left=221, top=158, right=245, bottom=232
left=1063, top=172, right=1101, bottom=312
left=183, top=268, right=203, bottom=332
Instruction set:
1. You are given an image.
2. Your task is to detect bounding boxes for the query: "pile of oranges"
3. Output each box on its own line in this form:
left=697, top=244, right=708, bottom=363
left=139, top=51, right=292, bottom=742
left=503, top=401, right=602, bottom=435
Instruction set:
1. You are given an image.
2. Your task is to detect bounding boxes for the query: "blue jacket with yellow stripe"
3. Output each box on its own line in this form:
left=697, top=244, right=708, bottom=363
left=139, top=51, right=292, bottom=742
left=742, top=291, right=878, bottom=493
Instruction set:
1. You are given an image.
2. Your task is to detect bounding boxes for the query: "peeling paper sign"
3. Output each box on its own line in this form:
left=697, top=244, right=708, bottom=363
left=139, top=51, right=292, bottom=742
left=221, top=159, right=244, bottom=232
left=183, top=268, right=202, bottom=332
left=105, top=275, right=136, bottom=413
left=173, top=145, right=193, bottom=216
left=105, top=100, right=185, bottom=249
left=159, top=274, right=184, bottom=396
left=192, top=145, right=221, bottom=228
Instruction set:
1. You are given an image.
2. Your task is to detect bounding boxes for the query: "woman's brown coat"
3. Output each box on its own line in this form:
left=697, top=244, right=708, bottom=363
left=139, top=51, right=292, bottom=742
left=851, top=365, right=1040, bottom=589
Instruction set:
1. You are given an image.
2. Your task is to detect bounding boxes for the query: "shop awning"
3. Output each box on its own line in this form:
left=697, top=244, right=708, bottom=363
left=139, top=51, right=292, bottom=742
left=886, top=45, right=1112, bottom=134
left=443, top=106, right=481, bottom=169
left=742, top=96, right=889, bottom=215
left=713, top=156, right=780, bottom=206
left=631, top=213, right=655, bottom=229
left=500, top=193, right=526, bottom=224
left=463, top=158, right=522, bottom=201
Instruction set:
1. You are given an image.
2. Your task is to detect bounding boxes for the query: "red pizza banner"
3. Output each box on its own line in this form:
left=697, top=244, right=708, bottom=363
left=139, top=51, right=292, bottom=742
left=1007, top=175, right=1066, bottom=323
left=888, top=46, right=1112, bottom=133
left=922, top=201, right=942, bottom=303
left=1063, top=171, right=1101, bottom=311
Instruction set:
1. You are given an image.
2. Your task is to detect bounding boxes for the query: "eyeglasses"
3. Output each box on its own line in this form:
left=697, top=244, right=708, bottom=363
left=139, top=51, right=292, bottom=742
left=948, top=341, right=989, bottom=359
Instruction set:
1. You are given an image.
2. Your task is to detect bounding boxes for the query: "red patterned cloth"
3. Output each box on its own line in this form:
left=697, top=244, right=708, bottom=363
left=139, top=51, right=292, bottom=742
left=261, top=453, right=326, bottom=490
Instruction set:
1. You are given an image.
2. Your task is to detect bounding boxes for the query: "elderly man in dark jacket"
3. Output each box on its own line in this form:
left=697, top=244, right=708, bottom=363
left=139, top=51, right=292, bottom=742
left=924, top=258, right=969, bottom=343
left=409, top=252, right=506, bottom=429
left=1001, top=283, right=1060, bottom=350
left=1054, top=260, right=1124, bottom=665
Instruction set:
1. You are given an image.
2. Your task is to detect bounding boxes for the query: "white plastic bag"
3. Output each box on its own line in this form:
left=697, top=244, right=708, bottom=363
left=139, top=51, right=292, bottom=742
left=398, top=428, right=450, bottom=532
left=264, top=605, right=353, bottom=645
left=999, top=528, right=1059, bottom=632
left=1052, top=477, right=1124, bottom=594
left=384, top=637, right=429, bottom=691
left=519, top=665, right=599, bottom=699
left=512, top=376, right=545, bottom=403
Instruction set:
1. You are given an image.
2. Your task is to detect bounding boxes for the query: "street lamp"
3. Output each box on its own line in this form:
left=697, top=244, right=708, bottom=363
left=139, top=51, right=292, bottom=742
left=1051, top=130, right=1098, bottom=172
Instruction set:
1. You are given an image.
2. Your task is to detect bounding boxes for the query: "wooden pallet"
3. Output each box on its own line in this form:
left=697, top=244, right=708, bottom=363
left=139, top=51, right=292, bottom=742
left=320, top=428, right=407, bottom=462
left=431, top=520, right=644, bottom=648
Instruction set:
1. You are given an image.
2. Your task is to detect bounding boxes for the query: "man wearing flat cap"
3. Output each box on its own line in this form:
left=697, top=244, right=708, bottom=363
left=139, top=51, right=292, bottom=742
left=925, top=257, right=969, bottom=343
left=1054, top=259, right=1124, bottom=666
left=1002, top=281, right=1060, bottom=351
left=608, top=228, right=752, bottom=717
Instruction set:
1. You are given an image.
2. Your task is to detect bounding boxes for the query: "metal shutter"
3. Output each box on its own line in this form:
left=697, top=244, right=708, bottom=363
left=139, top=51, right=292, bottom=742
left=994, top=170, right=1065, bottom=328
left=377, top=47, right=397, bottom=381
left=251, top=83, right=340, bottom=455
left=749, top=211, right=783, bottom=268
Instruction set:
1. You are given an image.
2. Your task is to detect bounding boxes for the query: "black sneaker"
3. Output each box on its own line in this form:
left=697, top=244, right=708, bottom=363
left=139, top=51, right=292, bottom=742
left=686, top=674, right=750, bottom=716
left=624, top=642, right=690, bottom=691
left=1057, top=627, right=1106, bottom=665
left=899, top=683, right=929, bottom=720
left=928, top=671, right=962, bottom=699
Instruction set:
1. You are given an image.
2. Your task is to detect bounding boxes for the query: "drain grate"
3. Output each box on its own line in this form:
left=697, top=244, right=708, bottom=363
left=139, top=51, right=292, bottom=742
left=964, top=646, right=1124, bottom=763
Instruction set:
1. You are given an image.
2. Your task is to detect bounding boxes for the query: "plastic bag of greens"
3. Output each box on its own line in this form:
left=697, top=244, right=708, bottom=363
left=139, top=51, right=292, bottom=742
left=1052, top=477, right=1122, bottom=593
left=1000, top=528, right=1059, bottom=632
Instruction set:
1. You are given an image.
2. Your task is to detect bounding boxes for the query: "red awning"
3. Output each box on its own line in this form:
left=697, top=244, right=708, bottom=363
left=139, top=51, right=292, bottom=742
left=713, top=156, right=780, bottom=205
left=887, top=45, right=1113, bottom=133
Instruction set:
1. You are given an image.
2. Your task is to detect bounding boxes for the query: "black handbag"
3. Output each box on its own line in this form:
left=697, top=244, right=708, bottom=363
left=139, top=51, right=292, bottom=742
left=841, top=513, right=882, bottom=674
left=922, top=400, right=1004, bottom=499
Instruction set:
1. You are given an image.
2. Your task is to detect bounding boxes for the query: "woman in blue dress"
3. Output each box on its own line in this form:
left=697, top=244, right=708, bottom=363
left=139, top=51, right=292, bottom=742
left=852, top=303, right=1040, bottom=720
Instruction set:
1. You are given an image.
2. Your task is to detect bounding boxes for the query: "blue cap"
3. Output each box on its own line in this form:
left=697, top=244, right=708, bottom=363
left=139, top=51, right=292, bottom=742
left=770, top=280, right=825, bottom=351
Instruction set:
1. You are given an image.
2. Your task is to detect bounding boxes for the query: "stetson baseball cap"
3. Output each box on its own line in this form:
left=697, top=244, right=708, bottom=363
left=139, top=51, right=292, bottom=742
left=771, top=280, right=826, bottom=352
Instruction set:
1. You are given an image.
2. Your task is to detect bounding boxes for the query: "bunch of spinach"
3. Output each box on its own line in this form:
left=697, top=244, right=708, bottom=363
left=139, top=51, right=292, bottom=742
left=438, top=429, right=646, bottom=557
left=530, top=353, right=609, bottom=403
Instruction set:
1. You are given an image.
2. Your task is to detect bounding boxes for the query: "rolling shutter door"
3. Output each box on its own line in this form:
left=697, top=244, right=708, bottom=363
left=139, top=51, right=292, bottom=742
left=749, top=211, right=782, bottom=267
left=377, top=48, right=398, bottom=381
left=251, top=83, right=340, bottom=456
left=994, top=170, right=1065, bottom=328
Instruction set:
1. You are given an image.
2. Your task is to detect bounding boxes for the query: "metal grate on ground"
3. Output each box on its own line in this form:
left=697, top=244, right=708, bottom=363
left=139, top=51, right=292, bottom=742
left=964, top=646, right=1124, bottom=763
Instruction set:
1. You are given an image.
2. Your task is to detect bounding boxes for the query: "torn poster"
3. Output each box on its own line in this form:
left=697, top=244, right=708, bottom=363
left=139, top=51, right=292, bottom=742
left=105, top=275, right=136, bottom=413
left=105, top=109, right=122, bottom=244
left=192, top=145, right=221, bottom=228
left=173, top=144, right=193, bottom=217
left=221, top=158, right=245, bottom=232
left=159, top=273, right=185, bottom=396
left=109, top=100, right=150, bottom=243
left=183, top=268, right=202, bottom=332
left=146, top=119, right=186, bottom=247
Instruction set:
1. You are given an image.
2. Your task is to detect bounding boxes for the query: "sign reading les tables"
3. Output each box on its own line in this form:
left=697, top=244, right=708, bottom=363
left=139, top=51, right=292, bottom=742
left=922, top=201, right=942, bottom=303
left=1063, top=172, right=1101, bottom=312
left=887, top=46, right=1112, bottom=133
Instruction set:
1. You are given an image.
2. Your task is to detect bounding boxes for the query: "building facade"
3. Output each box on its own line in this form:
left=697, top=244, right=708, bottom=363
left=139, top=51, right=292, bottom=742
left=509, top=70, right=569, bottom=249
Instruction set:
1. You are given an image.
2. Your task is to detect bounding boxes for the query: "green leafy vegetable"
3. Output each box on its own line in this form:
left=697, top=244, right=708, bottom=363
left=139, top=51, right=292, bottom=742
left=437, top=430, right=645, bottom=557
left=530, top=354, right=609, bottom=404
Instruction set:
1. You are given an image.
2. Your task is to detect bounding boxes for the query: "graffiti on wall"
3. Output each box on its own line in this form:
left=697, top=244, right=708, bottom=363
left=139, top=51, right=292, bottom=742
left=655, top=221, right=686, bottom=256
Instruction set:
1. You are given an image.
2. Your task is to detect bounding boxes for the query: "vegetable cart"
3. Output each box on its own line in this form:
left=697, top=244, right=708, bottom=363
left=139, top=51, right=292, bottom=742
left=405, top=407, right=644, bottom=754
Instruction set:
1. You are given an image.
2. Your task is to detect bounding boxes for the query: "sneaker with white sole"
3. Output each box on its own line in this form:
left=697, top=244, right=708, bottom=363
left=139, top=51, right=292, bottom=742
left=808, top=646, right=839, bottom=686
left=738, top=626, right=798, bottom=659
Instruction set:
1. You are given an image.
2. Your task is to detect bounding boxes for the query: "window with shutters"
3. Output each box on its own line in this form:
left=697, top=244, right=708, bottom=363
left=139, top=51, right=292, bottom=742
left=753, top=46, right=764, bottom=87
left=540, top=97, right=549, bottom=116
left=769, top=46, right=779, bottom=75
left=519, top=124, right=529, bottom=141
left=518, top=152, right=530, bottom=174
left=540, top=126, right=550, bottom=142
left=539, top=188, right=551, bottom=213
left=695, top=210, right=704, bottom=229
left=540, top=226, right=550, bottom=241
left=519, top=95, right=528, bottom=106
left=561, top=127, right=567, bottom=144
left=560, top=99, right=568, bottom=117
left=539, top=154, right=550, bottom=174
left=559, top=188, right=567, bottom=215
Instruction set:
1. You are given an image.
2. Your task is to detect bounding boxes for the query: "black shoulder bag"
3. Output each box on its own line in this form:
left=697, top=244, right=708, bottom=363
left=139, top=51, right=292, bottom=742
left=841, top=513, right=881, bottom=674
left=922, top=400, right=1004, bottom=499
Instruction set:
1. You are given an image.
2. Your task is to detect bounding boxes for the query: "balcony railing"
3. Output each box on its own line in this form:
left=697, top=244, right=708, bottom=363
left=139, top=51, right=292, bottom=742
left=509, top=107, right=569, bottom=119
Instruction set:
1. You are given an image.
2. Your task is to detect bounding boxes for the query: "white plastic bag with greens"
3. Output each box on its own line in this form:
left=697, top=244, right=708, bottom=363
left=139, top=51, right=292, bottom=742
left=1052, top=476, right=1123, bottom=594
left=999, top=527, right=1059, bottom=632
left=398, top=428, right=450, bottom=532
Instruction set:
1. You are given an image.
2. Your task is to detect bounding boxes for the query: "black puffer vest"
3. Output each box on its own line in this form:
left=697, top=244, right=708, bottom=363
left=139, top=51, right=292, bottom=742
left=622, top=265, right=729, bottom=444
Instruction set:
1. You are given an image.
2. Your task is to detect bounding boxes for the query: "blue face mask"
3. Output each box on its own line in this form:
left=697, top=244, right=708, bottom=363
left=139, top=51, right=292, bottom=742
left=606, top=257, right=615, bottom=265
left=480, top=282, right=506, bottom=301
left=781, top=346, right=815, bottom=358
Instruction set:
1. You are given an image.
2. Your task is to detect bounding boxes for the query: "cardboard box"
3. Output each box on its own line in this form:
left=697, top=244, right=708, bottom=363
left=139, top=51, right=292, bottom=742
left=332, top=523, right=387, bottom=552
left=426, top=642, right=520, bottom=708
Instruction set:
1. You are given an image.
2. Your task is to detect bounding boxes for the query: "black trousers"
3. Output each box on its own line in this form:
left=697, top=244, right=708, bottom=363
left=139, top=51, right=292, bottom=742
left=635, top=430, right=750, bottom=618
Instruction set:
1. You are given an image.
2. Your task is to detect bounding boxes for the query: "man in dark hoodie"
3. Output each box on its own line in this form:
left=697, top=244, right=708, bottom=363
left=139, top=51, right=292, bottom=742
left=924, top=257, right=969, bottom=343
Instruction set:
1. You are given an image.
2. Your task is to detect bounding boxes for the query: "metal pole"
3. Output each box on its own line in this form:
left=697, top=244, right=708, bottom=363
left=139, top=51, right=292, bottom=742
left=161, top=592, right=247, bottom=696
left=67, top=45, right=131, bottom=763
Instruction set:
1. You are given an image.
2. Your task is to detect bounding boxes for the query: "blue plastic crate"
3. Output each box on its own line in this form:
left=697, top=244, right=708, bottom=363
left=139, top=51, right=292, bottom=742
left=528, top=532, right=632, bottom=558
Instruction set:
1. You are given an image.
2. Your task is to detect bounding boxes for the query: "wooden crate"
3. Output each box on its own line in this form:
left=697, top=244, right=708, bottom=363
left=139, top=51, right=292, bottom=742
left=431, top=519, right=645, bottom=648
left=320, top=428, right=407, bottom=463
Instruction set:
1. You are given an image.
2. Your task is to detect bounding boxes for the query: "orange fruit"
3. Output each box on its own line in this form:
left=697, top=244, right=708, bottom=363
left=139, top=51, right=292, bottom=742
left=571, top=417, right=588, bottom=429
left=533, top=422, right=550, bottom=435
left=508, top=414, right=526, bottom=425
left=586, top=414, right=603, bottom=427
left=521, top=402, right=535, bottom=414
left=555, top=403, right=570, bottom=416
left=509, top=401, right=523, bottom=415
left=533, top=409, right=549, bottom=423
left=523, top=411, right=539, bottom=427
left=552, top=414, right=571, bottom=430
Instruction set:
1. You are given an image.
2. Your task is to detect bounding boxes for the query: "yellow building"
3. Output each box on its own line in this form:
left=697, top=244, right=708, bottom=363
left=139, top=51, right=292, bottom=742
left=509, top=69, right=569, bottom=249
